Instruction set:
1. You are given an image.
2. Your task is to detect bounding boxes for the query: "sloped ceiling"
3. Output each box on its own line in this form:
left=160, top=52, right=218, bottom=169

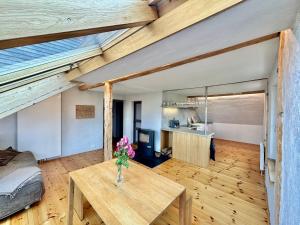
left=110, top=40, right=276, bottom=95
left=76, top=0, right=300, bottom=95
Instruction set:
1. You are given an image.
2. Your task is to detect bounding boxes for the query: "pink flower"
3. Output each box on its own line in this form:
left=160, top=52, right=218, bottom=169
left=121, top=136, right=129, bottom=145
left=127, top=145, right=135, bottom=158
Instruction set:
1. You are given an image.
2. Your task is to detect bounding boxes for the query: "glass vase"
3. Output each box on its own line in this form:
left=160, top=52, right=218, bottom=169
left=115, top=164, right=123, bottom=186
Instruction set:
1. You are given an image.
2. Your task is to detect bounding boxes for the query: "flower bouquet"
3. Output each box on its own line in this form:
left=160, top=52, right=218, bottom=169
left=114, top=136, right=135, bottom=186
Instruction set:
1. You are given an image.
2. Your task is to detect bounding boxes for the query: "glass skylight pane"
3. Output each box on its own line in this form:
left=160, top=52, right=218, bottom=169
left=0, top=29, right=126, bottom=78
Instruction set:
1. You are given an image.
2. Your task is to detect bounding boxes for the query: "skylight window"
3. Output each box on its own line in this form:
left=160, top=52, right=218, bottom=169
left=0, top=29, right=127, bottom=86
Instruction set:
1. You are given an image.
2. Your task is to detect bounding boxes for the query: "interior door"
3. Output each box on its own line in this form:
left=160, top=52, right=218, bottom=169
left=112, top=100, right=124, bottom=144
left=133, top=101, right=142, bottom=143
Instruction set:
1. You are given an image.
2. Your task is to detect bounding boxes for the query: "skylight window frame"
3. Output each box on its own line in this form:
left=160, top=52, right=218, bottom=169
left=0, top=65, right=74, bottom=93
left=0, top=45, right=102, bottom=86
left=0, top=28, right=130, bottom=90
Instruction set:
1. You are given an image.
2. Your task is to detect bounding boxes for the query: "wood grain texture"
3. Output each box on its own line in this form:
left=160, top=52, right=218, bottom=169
left=274, top=31, right=285, bottom=225
left=66, top=0, right=243, bottom=81
left=154, top=139, right=269, bottom=225
left=79, top=33, right=279, bottom=90
left=67, top=177, right=75, bottom=225
left=274, top=29, right=297, bottom=225
left=179, top=190, right=187, bottom=225
left=0, top=140, right=268, bottom=225
left=156, top=0, right=188, bottom=17
left=104, top=82, right=113, bottom=161
left=78, top=82, right=104, bottom=91
left=172, top=131, right=211, bottom=168
left=0, top=0, right=157, bottom=49
left=0, top=73, right=75, bottom=120
left=74, top=185, right=83, bottom=220
left=0, top=65, right=74, bottom=93
left=148, top=0, right=162, bottom=6
left=69, top=159, right=186, bottom=225
left=102, top=27, right=144, bottom=51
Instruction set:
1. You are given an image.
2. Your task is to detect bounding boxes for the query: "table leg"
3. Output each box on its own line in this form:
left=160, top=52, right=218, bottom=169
left=179, top=190, right=187, bottom=225
left=67, top=177, right=75, bottom=225
left=74, top=185, right=84, bottom=220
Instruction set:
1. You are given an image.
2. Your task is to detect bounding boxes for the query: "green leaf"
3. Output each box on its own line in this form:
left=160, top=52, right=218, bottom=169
left=116, top=158, right=122, bottom=165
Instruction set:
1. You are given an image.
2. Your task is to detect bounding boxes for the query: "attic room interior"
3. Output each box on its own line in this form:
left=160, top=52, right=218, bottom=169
left=0, top=0, right=299, bottom=225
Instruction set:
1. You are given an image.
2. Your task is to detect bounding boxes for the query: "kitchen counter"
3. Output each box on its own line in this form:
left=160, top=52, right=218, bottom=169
left=161, top=127, right=214, bottom=168
left=161, top=126, right=214, bottom=137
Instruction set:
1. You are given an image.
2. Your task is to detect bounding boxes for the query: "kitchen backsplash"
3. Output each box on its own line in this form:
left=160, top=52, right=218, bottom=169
left=161, top=107, right=201, bottom=128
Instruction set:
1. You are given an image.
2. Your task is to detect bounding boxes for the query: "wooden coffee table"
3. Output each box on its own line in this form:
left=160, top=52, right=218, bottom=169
left=67, top=159, right=186, bottom=225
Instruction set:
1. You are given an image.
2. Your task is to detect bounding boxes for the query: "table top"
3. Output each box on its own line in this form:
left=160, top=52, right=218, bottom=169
left=70, top=159, right=185, bottom=225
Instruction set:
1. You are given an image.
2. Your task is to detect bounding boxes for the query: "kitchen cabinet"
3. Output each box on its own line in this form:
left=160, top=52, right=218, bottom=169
left=161, top=128, right=213, bottom=168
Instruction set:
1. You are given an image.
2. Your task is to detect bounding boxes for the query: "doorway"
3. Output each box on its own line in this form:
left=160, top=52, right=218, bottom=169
left=112, top=100, right=124, bottom=145
left=133, top=101, right=142, bottom=143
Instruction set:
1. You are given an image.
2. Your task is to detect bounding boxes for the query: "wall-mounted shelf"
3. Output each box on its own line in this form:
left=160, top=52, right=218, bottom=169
left=161, top=105, right=200, bottom=109
left=161, top=102, right=204, bottom=109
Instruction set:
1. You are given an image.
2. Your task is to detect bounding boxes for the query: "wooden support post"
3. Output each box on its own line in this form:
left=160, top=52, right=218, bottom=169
left=104, top=82, right=113, bottom=161
left=274, top=31, right=285, bottom=225
left=204, top=87, right=208, bottom=135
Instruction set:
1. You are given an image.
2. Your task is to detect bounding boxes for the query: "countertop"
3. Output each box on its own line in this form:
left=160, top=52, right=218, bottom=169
left=162, top=126, right=214, bottom=137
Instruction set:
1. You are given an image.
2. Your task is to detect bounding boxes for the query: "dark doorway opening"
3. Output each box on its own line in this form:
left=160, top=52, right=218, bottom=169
left=133, top=101, right=142, bottom=143
left=112, top=100, right=124, bottom=146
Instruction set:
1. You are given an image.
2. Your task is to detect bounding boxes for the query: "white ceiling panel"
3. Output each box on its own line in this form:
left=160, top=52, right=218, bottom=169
left=77, top=0, right=299, bottom=86
left=92, top=38, right=277, bottom=95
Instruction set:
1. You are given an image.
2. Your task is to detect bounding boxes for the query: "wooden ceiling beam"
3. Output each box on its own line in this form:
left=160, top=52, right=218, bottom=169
left=0, top=74, right=75, bottom=119
left=148, top=0, right=162, bottom=6
left=0, top=0, right=157, bottom=49
left=66, top=0, right=243, bottom=81
left=78, top=32, right=279, bottom=91
left=78, top=82, right=105, bottom=91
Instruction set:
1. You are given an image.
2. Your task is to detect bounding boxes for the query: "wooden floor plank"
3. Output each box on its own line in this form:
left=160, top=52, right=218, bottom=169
left=1, top=140, right=268, bottom=225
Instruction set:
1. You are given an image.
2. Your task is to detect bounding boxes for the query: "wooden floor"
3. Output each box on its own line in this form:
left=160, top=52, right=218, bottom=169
left=0, top=139, right=268, bottom=225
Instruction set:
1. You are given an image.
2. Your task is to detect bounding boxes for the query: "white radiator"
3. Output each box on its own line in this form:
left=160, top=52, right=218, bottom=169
left=260, top=142, right=265, bottom=172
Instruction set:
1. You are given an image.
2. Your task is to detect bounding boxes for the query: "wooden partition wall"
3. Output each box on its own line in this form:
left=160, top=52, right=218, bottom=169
left=274, top=29, right=298, bottom=225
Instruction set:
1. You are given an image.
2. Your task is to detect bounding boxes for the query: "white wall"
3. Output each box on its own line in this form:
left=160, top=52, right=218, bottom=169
left=61, top=87, right=103, bottom=156
left=142, top=93, right=163, bottom=152
left=123, top=100, right=134, bottom=143
left=212, top=123, right=263, bottom=145
left=1, top=88, right=104, bottom=158
left=123, top=92, right=163, bottom=152
left=17, top=94, right=62, bottom=160
left=0, top=113, right=17, bottom=149
left=204, top=94, right=264, bottom=144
